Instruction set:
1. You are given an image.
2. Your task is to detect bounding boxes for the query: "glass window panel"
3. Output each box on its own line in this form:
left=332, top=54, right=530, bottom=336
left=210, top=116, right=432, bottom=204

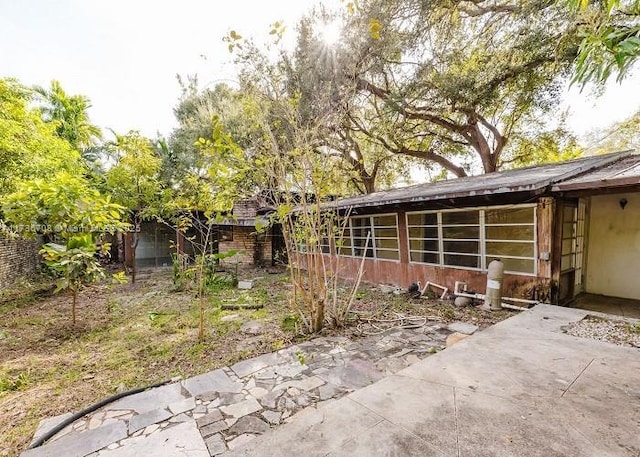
left=444, top=254, right=480, bottom=268
left=562, top=222, right=575, bottom=238
left=375, top=238, right=398, bottom=249
left=485, top=207, right=534, bottom=224
left=561, top=254, right=573, bottom=271
left=442, top=210, right=479, bottom=225
left=407, top=213, right=437, bottom=226
left=442, top=226, right=479, bottom=239
left=372, top=215, right=396, bottom=227
left=443, top=240, right=479, bottom=254
left=408, top=227, right=438, bottom=238
left=486, top=241, right=534, bottom=258
left=354, top=247, right=374, bottom=258
left=502, top=258, right=535, bottom=274
left=376, top=249, right=399, bottom=260
left=485, top=225, right=534, bottom=241
left=375, top=228, right=398, bottom=238
left=410, top=251, right=439, bottom=264
left=563, top=205, right=576, bottom=221
left=410, top=239, right=438, bottom=251
left=561, top=239, right=573, bottom=255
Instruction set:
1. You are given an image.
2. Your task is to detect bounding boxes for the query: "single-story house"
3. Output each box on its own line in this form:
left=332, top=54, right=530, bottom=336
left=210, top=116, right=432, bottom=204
left=317, top=150, right=640, bottom=305
left=122, top=198, right=279, bottom=269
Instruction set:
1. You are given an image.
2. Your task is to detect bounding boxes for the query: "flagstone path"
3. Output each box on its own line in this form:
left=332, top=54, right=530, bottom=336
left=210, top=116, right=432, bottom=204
left=22, top=319, right=479, bottom=457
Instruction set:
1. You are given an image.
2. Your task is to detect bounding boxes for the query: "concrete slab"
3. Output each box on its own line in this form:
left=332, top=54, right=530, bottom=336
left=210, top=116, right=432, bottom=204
left=182, top=369, right=243, bottom=397
left=222, top=305, right=640, bottom=457
left=348, top=375, right=457, bottom=454
left=315, top=358, right=385, bottom=390
left=224, top=398, right=384, bottom=456
left=95, top=421, right=209, bottom=456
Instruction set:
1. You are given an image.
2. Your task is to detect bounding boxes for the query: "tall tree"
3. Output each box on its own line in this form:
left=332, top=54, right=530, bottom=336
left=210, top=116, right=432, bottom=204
left=33, top=80, right=102, bottom=155
left=581, top=109, right=640, bottom=153
left=297, top=0, right=582, bottom=177
left=0, top=78, right=81, bottom=196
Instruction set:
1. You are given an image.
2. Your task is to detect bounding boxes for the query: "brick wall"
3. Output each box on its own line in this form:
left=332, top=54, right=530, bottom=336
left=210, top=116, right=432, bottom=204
left=0, top=235, right=42, bottom=288
left=219, top=226, right=273, bottom=267
left=232, top=199, right=258, bottom=218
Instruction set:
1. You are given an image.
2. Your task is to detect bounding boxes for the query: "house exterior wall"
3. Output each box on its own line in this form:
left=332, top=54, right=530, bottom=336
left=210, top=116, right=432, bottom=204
left=315, top=198, right=555, bottom=302
left=586, top=192, right=640, bottom=300
left=0, top=235, right=42, bottom=287
left=219, top=226, right=272, bottom=267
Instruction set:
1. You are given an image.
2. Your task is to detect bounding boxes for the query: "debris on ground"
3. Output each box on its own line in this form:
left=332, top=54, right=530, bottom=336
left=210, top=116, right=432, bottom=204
left=564, top=316, right=640, bottom=348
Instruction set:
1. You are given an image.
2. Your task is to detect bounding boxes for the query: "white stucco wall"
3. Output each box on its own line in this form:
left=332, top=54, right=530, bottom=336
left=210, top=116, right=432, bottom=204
left=586, top=193, right=640, bottom=299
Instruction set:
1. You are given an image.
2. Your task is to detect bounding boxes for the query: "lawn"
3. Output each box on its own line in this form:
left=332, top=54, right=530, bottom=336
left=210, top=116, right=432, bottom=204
left=0, top=269, right=511, bottom=456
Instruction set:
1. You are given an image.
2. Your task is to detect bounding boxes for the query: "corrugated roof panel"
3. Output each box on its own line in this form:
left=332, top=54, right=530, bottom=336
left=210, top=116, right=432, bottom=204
left=325, top=150, right=635, bottom=210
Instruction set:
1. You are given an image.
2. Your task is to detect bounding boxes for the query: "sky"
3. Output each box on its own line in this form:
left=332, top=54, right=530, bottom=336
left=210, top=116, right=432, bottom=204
left=1, top=0, right=639, bottom=141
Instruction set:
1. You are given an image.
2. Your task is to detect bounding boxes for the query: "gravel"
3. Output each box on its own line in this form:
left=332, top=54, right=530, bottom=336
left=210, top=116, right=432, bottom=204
left=564, top=317, right=640, bottom=348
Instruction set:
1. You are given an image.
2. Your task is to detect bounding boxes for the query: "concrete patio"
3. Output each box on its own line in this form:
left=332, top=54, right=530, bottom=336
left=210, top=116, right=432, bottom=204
left=226, top=304, right=640, bottom=457
left=22, top=304, right=640, bottom=456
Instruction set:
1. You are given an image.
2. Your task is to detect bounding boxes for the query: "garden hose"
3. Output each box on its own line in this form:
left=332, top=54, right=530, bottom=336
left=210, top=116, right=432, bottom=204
left=28, top=378, right=173, bottom=449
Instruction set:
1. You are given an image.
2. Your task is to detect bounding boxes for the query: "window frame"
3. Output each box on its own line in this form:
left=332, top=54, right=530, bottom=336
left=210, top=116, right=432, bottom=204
left=337, top=213, right=400, bottom=262
left=407, top=204, right=537, bottom=276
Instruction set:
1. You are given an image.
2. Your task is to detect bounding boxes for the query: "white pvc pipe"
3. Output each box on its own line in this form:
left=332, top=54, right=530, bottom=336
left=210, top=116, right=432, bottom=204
left=453, top=281, right=539, bottom=307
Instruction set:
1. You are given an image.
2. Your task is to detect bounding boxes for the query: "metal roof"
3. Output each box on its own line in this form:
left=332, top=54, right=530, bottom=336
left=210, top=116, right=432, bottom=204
left=324, top=150, right=638, bottom=210
left=552, top=152, right=640, bottom=191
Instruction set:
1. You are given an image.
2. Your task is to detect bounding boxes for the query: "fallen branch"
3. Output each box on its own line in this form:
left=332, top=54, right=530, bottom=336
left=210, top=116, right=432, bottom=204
left=220, top=303, right=264, bottom=310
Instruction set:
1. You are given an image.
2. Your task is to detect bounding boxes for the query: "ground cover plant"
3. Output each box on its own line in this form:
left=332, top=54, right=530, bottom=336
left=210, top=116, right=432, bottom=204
left=0, top=268, right=511, bottom=456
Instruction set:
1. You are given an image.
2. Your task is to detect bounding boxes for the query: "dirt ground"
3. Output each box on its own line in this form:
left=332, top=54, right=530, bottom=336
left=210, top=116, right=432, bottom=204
left=0, top=268, right=513, bottom=457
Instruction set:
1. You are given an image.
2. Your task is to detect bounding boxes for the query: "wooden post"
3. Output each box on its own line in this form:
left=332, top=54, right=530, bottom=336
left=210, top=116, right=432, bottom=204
left=536, top=197, right=554, bottom=279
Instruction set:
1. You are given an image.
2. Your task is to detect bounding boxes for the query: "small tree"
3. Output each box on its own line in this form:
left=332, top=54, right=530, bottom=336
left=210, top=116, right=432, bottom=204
left=1, top=172, right=127, bottom=323
left=105, top=131, right=163, bottom=283
left=40, top=235, right=108, bottom=325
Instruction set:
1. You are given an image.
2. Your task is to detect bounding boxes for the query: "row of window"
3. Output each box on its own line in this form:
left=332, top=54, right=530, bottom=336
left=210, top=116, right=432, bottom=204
left=326, top=205, right=537, bottom=275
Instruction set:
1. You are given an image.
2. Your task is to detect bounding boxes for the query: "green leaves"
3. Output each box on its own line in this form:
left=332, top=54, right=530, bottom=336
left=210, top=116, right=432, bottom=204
left=41, top=234, right=105, bottom=295
left=570, top=0, right=640, bottom=85
left=369, top=18, right=382, bottom=40
left=1, top=172, right=128, bottom=239
left=0, top=78, right=81, bottom=196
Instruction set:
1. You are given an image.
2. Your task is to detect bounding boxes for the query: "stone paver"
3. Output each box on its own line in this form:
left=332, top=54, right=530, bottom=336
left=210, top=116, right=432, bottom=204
left=227, top=416, right=269, bottom=435
left=220, top=398, right=262, bottom=419
left=23, top=421, right=128, bottom=457
left=24, top=314, right=461, bottom=456
left=183, top=369, right=243, bottom=398
left=223, top=305, right=640, bottom=457
left=446, top=321, right=479, bottom=335
left=94, top=421, right=208, bottom=457
left=106, top=383, right=186, bottom=414
left=30, top=412, right=73, bottom=445
left=168, top=397, right=196, bottom=415
left=128, top=408, right=172, bottom=434
left=204, top=434, right=227, bottom=456
left=229, top=353, right=278, bottom=378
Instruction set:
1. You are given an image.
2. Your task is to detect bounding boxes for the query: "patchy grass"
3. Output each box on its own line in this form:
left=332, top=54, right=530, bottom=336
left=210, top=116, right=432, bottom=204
left=0, top=270, right=513, bottom=456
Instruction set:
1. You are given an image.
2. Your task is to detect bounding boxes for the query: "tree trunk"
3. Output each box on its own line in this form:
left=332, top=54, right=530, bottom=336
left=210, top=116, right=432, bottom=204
left=311, top=299, right=325, bottom=333
left=72, top=290, right=77, bottom=325
left=198, top=261, right=205, bottom=341
left=130, top=232, right=137, bottom=284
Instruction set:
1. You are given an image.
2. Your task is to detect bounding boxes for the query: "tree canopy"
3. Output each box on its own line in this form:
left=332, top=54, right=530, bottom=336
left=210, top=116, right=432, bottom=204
left=0, top=78, right=82, bottom=196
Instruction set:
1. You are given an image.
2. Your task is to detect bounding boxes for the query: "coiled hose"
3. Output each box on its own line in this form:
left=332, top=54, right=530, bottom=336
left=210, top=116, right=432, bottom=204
left=28, top=378, right=172, bottom=449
